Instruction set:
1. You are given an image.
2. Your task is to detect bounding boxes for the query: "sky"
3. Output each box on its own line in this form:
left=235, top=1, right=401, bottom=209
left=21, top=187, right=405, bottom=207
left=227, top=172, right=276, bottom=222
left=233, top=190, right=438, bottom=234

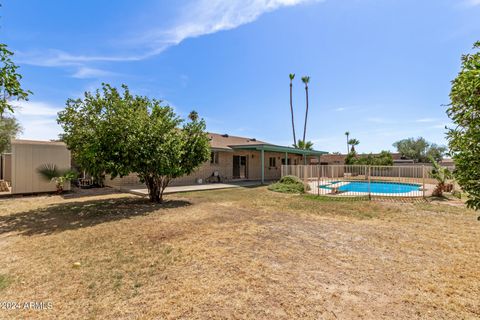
left=2, top=0, right=480, bottom=153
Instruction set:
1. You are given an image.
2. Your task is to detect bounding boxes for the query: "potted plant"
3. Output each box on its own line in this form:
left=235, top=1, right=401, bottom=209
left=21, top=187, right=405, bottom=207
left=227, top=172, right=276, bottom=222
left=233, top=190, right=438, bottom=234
left=37, top=164, right=78, bottom=194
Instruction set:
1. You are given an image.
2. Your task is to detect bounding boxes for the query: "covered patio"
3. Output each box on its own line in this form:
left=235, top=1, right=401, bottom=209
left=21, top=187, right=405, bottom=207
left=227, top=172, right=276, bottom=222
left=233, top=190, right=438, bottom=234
left=230, top=144, right=328, bottom=183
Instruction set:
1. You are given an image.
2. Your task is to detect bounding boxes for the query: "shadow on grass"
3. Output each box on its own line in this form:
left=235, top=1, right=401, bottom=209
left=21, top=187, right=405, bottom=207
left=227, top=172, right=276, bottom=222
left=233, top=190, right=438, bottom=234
left=0, top=197, right=190, bottom=237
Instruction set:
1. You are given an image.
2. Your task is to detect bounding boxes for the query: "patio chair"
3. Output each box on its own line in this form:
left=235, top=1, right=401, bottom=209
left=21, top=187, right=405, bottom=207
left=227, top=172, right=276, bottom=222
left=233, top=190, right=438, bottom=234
left=206, top=171, right=224, bottom=183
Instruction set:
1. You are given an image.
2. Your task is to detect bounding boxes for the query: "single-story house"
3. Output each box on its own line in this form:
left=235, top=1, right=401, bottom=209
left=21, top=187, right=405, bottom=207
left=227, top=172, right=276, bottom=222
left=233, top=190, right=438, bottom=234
left=105, top=133, right=328, bottom=188
left=0, top=139, right=71, bottom=195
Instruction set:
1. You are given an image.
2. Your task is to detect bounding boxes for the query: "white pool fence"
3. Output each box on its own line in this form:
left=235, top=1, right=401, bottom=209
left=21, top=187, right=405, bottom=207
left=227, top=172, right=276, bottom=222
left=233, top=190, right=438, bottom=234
left=281, top=164, right=455, bottom=198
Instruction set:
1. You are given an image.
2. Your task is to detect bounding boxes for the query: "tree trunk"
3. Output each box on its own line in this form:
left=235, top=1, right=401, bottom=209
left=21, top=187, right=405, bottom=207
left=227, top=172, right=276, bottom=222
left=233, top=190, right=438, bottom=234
left=145, top=175, right=171, bottom=203
left=303, top=85, right=309, bottom=143
left=346, top=135, right=349, bottom=154
left=290, top=82, right=297, bottom=147
left=433, top=182, right=445, bottom=197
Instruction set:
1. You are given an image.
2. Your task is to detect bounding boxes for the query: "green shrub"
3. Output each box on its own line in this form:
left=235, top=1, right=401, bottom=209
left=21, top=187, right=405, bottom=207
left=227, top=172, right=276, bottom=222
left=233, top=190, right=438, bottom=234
left=279, top=175, right=304, bottom=185
left=268, top=175, right=310, bottom=194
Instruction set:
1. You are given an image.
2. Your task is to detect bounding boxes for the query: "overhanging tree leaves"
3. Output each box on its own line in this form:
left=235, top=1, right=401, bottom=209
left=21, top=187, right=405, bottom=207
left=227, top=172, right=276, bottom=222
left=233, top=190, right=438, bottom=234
left=1, top=44, right=31, bottom=116
left=447, top=41, right=480, bottom=210
left=57, top=84, right=210, bottom=203
left=0, top=116, right=21, bottom=154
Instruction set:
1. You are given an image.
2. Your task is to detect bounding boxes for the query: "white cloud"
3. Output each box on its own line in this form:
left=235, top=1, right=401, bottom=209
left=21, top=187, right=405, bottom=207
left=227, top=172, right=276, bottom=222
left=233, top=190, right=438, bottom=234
left=465, top=0, right=480, bottom=6
left=415, top=118, right=437, bottom=123
left=12, top=100, right=62, bottom=117
left=143, top=0, right=317, bottom=48
left=10, top=101, right=63, bottom=141
left=16, top=49, right=144, bottom=67
left=71, top=67, right=117, bottom=79
left=430, top=123, right=452, bottom=129
left=334, top=107, right=346, bottom=112
left=366, top=117, right=391, bottom=124
left=18, top=0, right=318, bottom=68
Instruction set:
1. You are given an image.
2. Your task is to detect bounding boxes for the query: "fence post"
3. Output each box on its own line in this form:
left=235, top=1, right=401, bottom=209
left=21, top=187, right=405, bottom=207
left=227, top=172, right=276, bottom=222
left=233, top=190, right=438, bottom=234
left=317, top=165, right=320, bottom=196
left=303, top=165, right=307, bottom=184
left=368, top=165, right=371, bottom=200
left=422, top=165, right=426, bottom=199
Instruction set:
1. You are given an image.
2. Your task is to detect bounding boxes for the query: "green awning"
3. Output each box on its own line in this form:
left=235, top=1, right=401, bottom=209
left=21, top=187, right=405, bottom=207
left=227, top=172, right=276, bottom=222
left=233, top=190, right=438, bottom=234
left=230, top=144, right=328, bottom=156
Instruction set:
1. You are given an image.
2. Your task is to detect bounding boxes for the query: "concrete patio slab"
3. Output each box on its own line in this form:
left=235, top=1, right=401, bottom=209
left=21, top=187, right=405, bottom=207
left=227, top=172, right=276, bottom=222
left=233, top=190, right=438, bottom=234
left=118, top=180, right=263, bottom=196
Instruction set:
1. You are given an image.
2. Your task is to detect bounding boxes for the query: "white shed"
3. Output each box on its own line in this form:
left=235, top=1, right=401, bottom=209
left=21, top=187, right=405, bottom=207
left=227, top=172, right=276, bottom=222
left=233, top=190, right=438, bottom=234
left=1, top=139, right=71, bottom=194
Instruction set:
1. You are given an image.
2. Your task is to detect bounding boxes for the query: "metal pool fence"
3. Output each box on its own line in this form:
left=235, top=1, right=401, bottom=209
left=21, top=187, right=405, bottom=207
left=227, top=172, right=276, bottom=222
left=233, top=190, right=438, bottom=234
left=281, top=165, right=454, bottom=199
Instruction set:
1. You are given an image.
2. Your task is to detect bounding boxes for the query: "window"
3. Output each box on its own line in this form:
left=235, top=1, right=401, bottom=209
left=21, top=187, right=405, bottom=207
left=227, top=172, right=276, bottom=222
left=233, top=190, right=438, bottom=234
left=269, top=157, right=276, bottom=167
left=281, top=158, right=291, bottom=165
left=210, top=151, right=219, bottom=164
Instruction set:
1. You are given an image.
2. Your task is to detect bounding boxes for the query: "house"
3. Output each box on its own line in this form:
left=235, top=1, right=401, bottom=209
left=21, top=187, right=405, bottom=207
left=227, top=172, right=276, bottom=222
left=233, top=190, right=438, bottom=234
left=105, top=133, right=327, bottom=188
left=0, top=139, right=71, bottom=195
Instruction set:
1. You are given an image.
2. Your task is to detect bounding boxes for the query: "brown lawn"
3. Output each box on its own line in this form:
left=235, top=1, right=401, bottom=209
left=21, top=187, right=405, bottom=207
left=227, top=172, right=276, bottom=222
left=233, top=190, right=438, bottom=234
left=0, top=187, right=479, bottom=319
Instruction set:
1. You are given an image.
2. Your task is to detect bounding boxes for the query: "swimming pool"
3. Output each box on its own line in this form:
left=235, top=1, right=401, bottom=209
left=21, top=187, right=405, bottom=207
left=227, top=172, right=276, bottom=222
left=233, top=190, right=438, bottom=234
left=320, top=181, right=421, bottom=194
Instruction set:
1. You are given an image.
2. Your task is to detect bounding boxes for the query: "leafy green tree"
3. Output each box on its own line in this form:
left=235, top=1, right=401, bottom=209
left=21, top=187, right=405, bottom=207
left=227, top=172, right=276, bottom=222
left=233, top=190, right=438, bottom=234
left=447, top=41, right=480, bottom=210
left=293, top=139, right=313, bottom=150
left=345, top=150, right=393, bottom=166
left=393, top=137, right=446, bottom=163
left=58, top=84, right=210, bottom=203
left=0, top=116, right=21, bottom=154
left=1, top=44, right=31, bottom=116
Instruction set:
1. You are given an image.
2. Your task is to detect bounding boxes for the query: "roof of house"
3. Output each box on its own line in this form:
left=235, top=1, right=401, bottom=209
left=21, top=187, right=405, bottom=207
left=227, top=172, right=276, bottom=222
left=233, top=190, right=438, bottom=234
left=208, top=133, right=268, bottom=150
left=208, top=133, right=327, bottom=156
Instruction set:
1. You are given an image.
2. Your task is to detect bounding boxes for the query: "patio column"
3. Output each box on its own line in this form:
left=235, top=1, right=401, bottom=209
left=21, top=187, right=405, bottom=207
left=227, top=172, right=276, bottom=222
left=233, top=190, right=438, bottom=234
left=285, top=152, right=288, bottom=165
left=261, top=147, right=265, bottom=184
left=304, top=153, right=307, bottom=165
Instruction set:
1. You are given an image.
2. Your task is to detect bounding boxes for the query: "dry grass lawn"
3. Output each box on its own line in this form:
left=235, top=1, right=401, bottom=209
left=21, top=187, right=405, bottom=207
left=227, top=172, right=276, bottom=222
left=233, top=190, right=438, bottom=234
left=0, top=186, right=479, bottom=319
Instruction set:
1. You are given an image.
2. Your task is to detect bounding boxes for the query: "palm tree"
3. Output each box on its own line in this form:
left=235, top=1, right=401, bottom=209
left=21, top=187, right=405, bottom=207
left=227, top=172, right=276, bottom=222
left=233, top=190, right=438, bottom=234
left=344, top=131, right=350, bottom=154
left=301, top=76, right=310, bottom=144
left=348, top=138, right=360, bottom=152
left=289, top=74, right=297, bottom=146
left=430, top=157, right=453, bottom=197
left=294, top=139, right=314, bottom=150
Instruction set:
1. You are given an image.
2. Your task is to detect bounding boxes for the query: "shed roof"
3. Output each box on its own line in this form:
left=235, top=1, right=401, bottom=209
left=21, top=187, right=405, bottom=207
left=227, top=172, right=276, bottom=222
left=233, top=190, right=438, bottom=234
left=11, top=139, right=67, bottom=147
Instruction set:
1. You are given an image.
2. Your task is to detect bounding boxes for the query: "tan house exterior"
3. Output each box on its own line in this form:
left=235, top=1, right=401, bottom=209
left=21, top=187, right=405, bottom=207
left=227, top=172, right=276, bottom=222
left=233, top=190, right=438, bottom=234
left=105, top=133, right=327, bottom=188
left=1, top=139, right=71, bottom=194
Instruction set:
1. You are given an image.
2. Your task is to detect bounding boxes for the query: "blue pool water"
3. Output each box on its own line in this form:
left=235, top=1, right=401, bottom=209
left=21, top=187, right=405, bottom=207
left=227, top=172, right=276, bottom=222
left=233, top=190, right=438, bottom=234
left=320, top=181, right=421, bottom=194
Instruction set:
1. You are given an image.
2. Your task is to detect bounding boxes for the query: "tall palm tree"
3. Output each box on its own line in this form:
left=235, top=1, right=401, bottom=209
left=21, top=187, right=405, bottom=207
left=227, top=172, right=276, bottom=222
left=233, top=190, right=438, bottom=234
left=289, top=74, right=297, bottom=146
left=301, top=76, right=310, bottom=144
left=344, top=131, right=350, bottom=154
left=348, top=138, right=360, bottom=152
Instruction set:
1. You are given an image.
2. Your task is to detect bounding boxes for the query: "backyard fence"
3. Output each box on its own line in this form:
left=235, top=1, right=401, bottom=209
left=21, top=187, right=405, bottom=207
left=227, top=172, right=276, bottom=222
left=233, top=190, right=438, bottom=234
left=281, top=165, right=455, bottom=199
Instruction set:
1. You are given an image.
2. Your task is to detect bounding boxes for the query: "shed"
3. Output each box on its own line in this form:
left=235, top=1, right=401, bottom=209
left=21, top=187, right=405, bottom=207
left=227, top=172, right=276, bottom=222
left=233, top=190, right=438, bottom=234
left=1, top=139, right=71, bottom=194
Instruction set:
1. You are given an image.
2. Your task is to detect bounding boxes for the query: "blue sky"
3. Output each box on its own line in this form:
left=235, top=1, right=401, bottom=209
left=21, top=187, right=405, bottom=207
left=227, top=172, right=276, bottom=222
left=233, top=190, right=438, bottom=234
left=2, top=0, right=480, bottom=153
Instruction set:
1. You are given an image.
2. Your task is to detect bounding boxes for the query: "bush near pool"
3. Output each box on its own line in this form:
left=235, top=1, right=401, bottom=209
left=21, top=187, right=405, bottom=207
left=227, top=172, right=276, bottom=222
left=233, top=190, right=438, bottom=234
left=268, top=175, right=310, bottom=194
